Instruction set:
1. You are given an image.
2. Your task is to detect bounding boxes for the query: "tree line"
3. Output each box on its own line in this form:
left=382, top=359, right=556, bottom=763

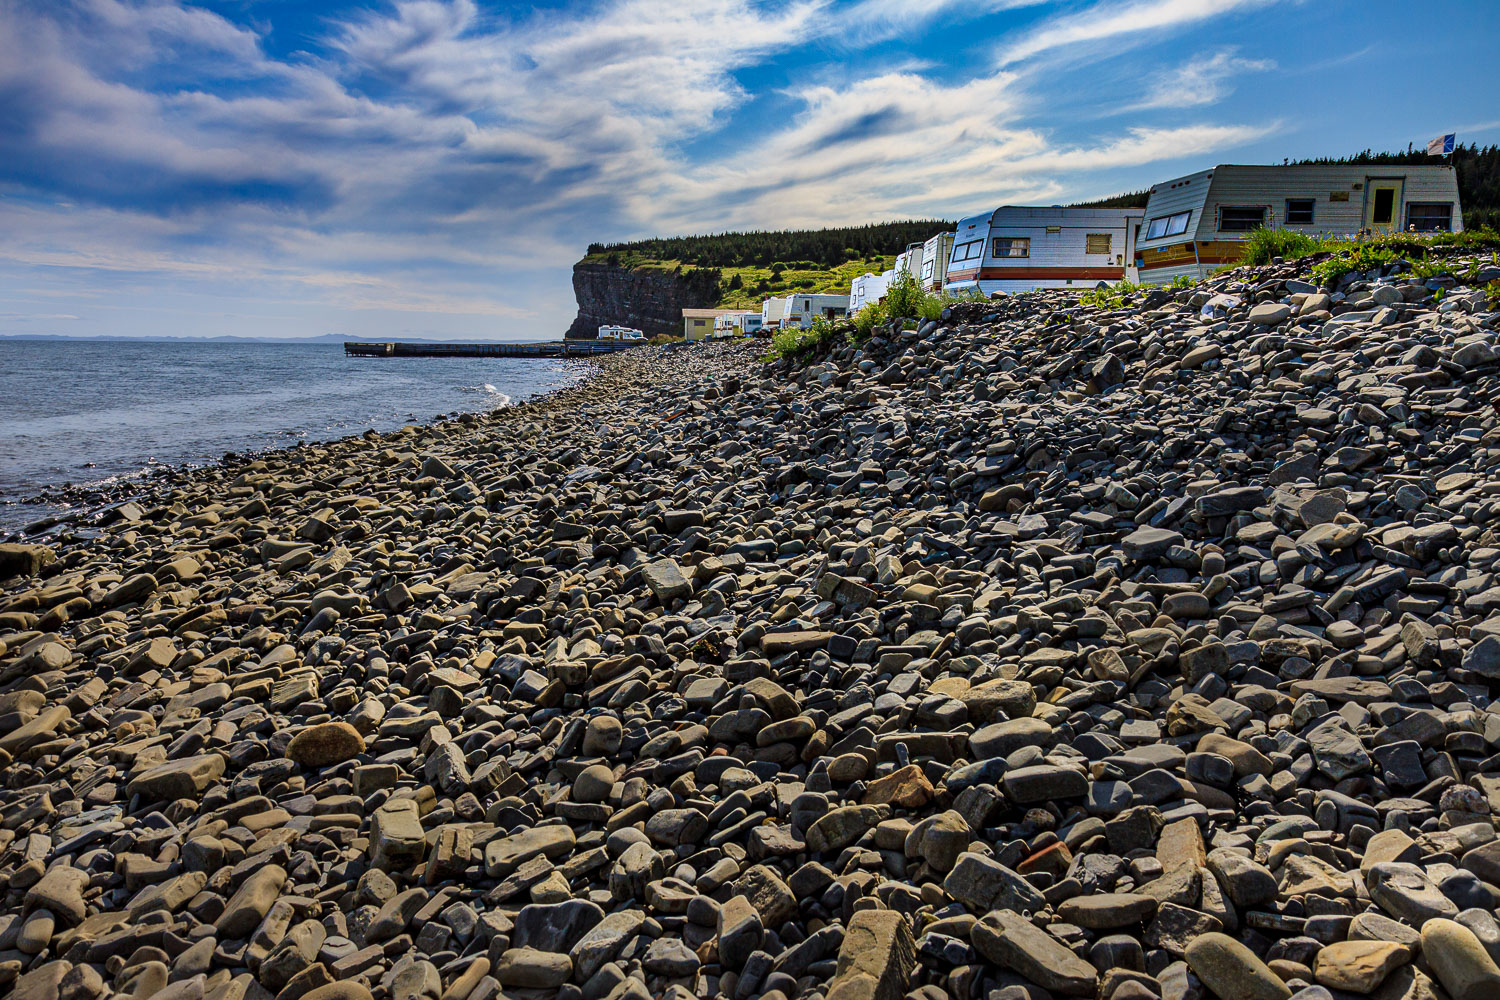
left=587, top=220, right=954, bottom=269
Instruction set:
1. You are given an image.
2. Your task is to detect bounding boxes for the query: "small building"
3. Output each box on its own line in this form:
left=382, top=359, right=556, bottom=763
left=711, top=311, right=763, bottom=338
left=943, top=207, right=1145, bottom=297
left=681, top=308, right=747, bottom=342
left=849, top=271, right=892, bottom=313
left=764, top=293, right=849, bottom=330
left=598, top=324, right=645, bottom=341
left=919, top=232, right=956, bottom=292
left=1135, top=163, right=1464, bottom=284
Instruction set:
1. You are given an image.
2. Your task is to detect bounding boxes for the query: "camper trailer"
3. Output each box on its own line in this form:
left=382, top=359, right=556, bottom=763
left=597, top=324, right=645, bottom=341
left=920, top=232, right=957, bottom=292
left=1135, top=164, right=1463, bottom=284
left=765, top=293, right=849, bottom=330
left=942, top=207, right=1145, bottom=296
left=893, top=242, right=924, bottom=282
left=711, top=311, right=763, bottom=338
left=850, top=270, right=892, bottom=313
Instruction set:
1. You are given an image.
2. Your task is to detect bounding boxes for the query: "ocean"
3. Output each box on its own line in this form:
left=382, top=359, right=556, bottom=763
left=0, top=339, right=590, bottom=535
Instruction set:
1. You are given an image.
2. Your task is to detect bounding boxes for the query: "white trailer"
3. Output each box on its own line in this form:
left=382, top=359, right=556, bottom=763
left=850, top=270, right=892, bottom=313
left=920, top=232, right=956, bottom=292
left=598, top=324, right=645, bottom=340
left=942, top=207, right=1144, bottom=296
left=1135, top=163, right=1464, bottom=284
left=765, top=293, right=849, bottom=330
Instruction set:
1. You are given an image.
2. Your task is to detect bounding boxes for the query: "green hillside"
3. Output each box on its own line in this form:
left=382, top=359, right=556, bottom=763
left=583, top=220, right=951, bottom=309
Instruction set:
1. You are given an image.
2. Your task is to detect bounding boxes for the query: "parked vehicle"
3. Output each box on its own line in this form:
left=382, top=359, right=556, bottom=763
left=1134, top=163, right=1463, bottom=283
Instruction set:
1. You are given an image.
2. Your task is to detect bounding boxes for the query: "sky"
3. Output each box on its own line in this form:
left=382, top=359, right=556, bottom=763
left=1, top=0, right=1497, bottom=342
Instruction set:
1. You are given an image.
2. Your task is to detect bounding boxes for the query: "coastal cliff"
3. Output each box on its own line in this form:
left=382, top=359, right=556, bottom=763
left=564, top=260, right=722, bottom=339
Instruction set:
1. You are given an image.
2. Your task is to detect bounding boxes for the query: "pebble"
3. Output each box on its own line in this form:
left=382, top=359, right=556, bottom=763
left=3, top=253, right=1500, bottom=1000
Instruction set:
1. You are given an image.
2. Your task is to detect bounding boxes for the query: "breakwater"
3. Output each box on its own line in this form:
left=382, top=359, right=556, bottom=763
left=344, top=341, right=643, bottom=359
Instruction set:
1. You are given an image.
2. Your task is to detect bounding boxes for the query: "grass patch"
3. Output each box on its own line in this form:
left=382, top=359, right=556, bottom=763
left=846, top=270, right=949, bottom=341
left=1080, top=275, right=1194, bottom=309
left=1213, top=226, right=1500, bottom=287
left=1239, top=228, right=1332, bottom=265
left=771, top=317, right=842, bottom=361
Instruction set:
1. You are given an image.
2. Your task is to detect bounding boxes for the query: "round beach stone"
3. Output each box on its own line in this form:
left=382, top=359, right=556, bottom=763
left=573, top=764, right=616, bottom=803
left=1186, top=932, right=1292, bottom=1000
left=286, top=722, right=365, bottom=768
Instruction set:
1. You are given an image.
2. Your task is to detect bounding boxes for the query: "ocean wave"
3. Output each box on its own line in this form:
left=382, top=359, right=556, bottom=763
left=458, top=383, right=511, bottom=406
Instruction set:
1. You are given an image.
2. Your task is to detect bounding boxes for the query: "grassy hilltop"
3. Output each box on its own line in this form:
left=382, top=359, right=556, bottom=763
left=583, top=221, right=953, bottom=310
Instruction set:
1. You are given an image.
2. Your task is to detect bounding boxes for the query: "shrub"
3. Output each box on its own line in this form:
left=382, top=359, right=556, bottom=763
left=884, top=270, right=944, bottom=320
left=1239, top=228, right=1330, bottom=265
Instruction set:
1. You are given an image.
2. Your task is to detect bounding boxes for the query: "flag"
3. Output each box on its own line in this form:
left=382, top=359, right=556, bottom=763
left=1427, top=133, right=1456, bottom=155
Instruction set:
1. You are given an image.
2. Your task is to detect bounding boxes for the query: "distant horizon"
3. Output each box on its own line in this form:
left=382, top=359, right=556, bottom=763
left=0, top=331, right=557, bottom=344
left=2, top=0, right=1498, bottom=341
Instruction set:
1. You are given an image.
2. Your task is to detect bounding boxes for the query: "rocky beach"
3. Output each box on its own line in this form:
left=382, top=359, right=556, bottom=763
left=6, top=250, right=1500, bottom=1000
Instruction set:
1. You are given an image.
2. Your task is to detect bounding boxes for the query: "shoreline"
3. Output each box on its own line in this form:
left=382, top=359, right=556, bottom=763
left=4, top=262, right=1500, bottom=1000
left=0, top=355, right=608, bottom=542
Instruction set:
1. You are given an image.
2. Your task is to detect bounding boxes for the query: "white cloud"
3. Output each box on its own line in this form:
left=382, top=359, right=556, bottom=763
left=1131, top=49, right=1274, bottom=110
left=997, top=0, right=1283, bottom=66
left=0, top=0, right=1282, bottom=339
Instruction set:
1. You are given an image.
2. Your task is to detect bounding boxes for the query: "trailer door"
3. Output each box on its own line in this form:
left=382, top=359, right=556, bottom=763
left=1365, top=177, right=1405, bottom=233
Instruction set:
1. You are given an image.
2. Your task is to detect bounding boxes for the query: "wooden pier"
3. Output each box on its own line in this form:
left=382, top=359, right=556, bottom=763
left=344, top=340, right=645, bottom=359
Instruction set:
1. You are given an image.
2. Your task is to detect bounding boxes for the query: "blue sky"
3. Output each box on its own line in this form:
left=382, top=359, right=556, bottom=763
left=1, top=0, right=1497, bottom=341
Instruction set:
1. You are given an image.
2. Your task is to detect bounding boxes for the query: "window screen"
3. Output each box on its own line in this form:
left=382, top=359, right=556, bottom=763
left=1407, top=203, right=1453, bottom=232
left=1218, top=206, right=1267, bottom=232
left=1085, top=233, right=1112, bottom=254
left=1285, top=199, right=1315, bottom=225
left=992, top=238, right=1030, bottom=258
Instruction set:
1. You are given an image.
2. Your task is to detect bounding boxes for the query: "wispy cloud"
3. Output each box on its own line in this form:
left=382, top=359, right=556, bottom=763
left=1131, top=49, right=1273, bottom=110
left=997, top=0, right=1283, bottom=66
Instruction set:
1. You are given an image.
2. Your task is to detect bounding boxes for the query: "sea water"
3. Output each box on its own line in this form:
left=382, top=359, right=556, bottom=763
left=0, top=339, right=589, bottom=533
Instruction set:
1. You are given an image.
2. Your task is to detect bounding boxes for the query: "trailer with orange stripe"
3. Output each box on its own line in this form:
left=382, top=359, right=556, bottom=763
left=941, top=206, right=1145, bottom=297
left=1135, top=163, right=1463, bottom=284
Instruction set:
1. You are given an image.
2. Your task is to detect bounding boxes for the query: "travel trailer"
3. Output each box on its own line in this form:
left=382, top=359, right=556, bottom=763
left=711, top=311, right=763, bottom=338
left=765, top=293, right=849, bottom=330
left=597, top=324, right=645, bottom=341
left=893, top=241, right=924, bottom=281
left=849, top=270, right=891, bottom=312
left=942, top=207, right=1145, bottom=295
left=1135, top=163, right=1463, bottom=284
left=919, top=232, right=956, bottom=292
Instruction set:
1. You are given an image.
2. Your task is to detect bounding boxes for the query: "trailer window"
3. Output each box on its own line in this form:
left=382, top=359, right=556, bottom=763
left=951, top=240, right=983, bottom=265
left=922, top=259, right=935, bottom=281
left=1285, top=199, right=1315, bottom=225
left=1406, top=203, right=1453, bottom=232
left=1218, top=206, right=1268, bottom=232
left=992, top=238, right=1029, bottom=258
left=1145, top=211, right=1191, bottom=240
left=1085, top=233, right=1112, bottom=254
